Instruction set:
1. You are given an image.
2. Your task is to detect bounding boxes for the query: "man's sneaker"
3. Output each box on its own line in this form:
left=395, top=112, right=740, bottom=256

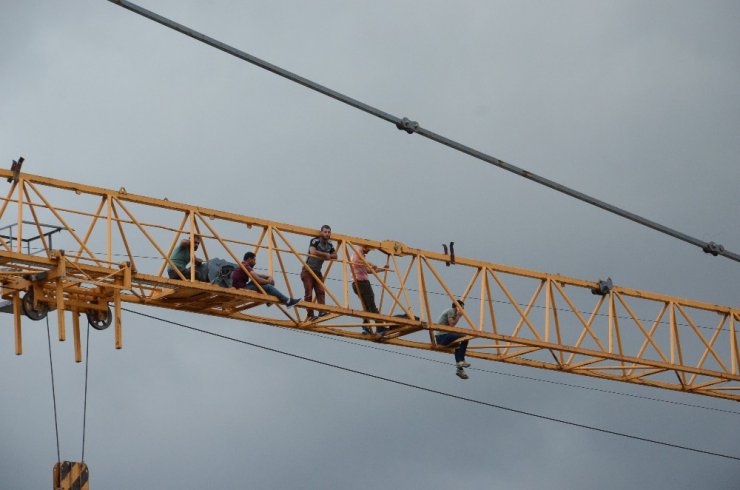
left=456, top=367, right=469, bottom=380
left=362, top=326, right=373, bottom=335
left=316, top=312, right=329, bottom=318
left=306, top=315, right=317, bottom=322
left=376, top=327, right=388, bottom=335
left=286, top=298, right=301, bottom=307
left=457, top=361, right=471, bottom=368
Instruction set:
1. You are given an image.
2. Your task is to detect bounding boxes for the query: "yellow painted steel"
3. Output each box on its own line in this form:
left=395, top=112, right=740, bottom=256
left=53, top=461, right=89, bottom=490
left=0, top=170, right=738, bottom=401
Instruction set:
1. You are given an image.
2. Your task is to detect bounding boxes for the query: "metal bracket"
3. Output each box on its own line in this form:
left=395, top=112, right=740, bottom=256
left=702, top=241, right=725, bottom=256
left=591, top=277, right=613, bottom=296
left=396, top=117, right=419, bottom=134
left=8, top=157, right=24, bottom=183
left=442, top=241, right=455, bottom=266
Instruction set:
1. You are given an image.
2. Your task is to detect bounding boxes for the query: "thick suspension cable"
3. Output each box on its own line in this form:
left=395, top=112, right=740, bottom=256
left=45, top=316, right=61, bottom=464
left=108, top=0, right=739, bottom=263
left=123, top=307, right=740, bottom=462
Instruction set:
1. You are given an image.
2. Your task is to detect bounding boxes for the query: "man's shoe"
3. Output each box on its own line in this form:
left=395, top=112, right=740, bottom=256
left=362, top=326, right=373, bottom=335
left=286, top=298, right=301, bottom=307
left=376, top=327, right=387, bottom=335
left=316, top=312, right=329, bottom=318
left=306, top=315, right=317, bottom=322
left=456, top=368, right=469, bottom=380
left=457, top=361, right=471, bottom=368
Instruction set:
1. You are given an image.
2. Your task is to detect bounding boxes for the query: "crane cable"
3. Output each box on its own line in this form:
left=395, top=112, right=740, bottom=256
left=108, top=0, right=739, bottom=263
left=123, top=307, right=740, bottom=462
left=45, top=316, right=61, bottom=465
left=44, top=315, right=92, bottom=464
left=278, top=325, right=740, bottom=415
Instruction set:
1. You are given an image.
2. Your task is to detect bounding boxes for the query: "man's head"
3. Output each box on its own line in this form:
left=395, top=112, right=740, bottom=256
left=320, top=225, right=331, bottom=241
left=192, top=236, right=201, bottom=249
left=243, top=251, right=256, bottom=266
left=453, top=299, right=465, bottom=311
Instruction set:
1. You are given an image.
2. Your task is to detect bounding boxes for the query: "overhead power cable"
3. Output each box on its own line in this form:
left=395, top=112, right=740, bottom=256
left=123, top=307, right=740, bottom=462
left=108, top=0, right=739, bottom=263
left=278, top=325, right=740, bottom=415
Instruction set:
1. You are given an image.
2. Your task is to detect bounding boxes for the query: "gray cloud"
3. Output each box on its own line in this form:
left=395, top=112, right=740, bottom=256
left=1, top=1, right=739, bottom=489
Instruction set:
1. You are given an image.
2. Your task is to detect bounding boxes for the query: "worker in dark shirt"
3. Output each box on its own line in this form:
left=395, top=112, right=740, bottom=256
left=302, top=225, right=337, bottom=320
left=232, top=252, right=300, bottom=307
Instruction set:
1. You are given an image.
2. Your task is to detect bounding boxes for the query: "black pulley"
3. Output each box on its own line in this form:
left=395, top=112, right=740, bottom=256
left=87, top=306, right=113, bottom=330
left=21, top=290, right=49, bottom=321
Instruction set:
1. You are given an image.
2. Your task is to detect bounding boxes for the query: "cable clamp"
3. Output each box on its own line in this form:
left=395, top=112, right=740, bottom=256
left=8, top=157, right=24, bottom=183
left=702, top=241, right=725, bottom=256
left=396, top=117, right=419, bottom=134
left=591, top=277, right=613, bottom=296
left=442, top=242, right=455, bottom=266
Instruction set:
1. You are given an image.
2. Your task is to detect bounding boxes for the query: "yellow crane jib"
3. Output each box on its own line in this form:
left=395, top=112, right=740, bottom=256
left=0, top=168, right=737, bottom=402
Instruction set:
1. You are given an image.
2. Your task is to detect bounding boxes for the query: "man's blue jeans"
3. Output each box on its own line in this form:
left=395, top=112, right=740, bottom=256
left=435, top=333, right=468, bottom=363
left=245, top=282, right=289, bottom=305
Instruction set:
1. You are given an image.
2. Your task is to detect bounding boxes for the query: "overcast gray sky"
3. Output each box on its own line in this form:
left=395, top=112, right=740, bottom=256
left=1, top=1, right=739, bottom=489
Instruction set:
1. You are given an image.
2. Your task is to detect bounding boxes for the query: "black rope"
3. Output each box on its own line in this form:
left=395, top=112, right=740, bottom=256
left=81, top=321, right=91, bottom=462
left=123, top=307, right=740, bottom=462
left=45, top=316, right=61, bottom=464
left=107, top=0, right=739, bottom=263
left=279, top=325, right=740, bottom=415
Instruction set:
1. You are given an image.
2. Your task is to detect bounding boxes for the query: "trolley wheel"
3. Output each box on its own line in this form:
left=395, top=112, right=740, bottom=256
left=87, top=306, right=113, bottom=331
left=21, top=290, right=49, bottom=321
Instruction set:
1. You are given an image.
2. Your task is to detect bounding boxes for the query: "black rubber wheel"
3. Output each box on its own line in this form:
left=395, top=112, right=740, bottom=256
left=87, top=306, right=113, bottom=331
left=21, top=290, right=49, bottom=321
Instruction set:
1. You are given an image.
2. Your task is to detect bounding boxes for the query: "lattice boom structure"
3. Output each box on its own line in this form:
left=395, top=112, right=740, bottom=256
left=0, top=170, right=738, bottom=401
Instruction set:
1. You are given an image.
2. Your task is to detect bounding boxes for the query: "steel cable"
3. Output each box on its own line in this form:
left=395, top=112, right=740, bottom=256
left=108, top=0, right=739, bottom=263
left=123, top=307, right=740, bottom=462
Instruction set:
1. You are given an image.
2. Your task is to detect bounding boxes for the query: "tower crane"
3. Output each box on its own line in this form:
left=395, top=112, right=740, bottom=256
left=2, top=167, right=737, bottom=404
left=5, top=5, right=739, bottom=487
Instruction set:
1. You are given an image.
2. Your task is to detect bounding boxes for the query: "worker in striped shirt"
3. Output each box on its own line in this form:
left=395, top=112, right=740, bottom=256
left=350, top=245, right=389, bottom=335
left=302, top=225, right=337, bottom=321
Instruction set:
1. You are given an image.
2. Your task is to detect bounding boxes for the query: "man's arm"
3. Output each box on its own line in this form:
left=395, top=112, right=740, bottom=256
left=370, top=262, right=390, bottom=272
left=253, top=273, right=275, bottom=285
left=447, top=311, right=460, bottom=326
left=309, top=244, right=335, bottom=260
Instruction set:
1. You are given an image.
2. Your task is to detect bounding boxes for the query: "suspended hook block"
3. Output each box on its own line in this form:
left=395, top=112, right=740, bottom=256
left=53, top=461, right=89, bottom=490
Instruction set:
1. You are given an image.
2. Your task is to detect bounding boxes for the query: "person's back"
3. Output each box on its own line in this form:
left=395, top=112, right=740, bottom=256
left=169, top=242, right=190, bottom=270
left=167, top=236, right=208, bottom=282
left=231, top=260, right=252, bottom=289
